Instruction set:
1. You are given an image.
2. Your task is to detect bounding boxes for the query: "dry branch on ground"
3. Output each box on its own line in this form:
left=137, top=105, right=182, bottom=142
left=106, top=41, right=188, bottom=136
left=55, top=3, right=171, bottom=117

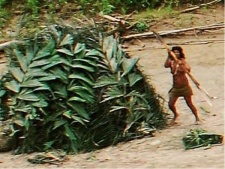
left=180, top=0, right=222, bottom=13
left=122, top=22, right=224, bottom=40
left=0, top=40, right=24, bottom=50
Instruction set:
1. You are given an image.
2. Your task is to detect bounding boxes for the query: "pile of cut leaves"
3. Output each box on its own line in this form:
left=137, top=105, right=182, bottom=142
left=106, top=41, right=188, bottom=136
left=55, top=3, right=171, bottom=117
left=182, top=128, right=223, bottom=150
left=0, top=23, right=167, bottom=154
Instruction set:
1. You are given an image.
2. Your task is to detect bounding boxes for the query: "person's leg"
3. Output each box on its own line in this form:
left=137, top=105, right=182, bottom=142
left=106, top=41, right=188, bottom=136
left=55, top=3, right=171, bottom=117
left=184, top=96, right=201, bottom=123
left=168, top=96, right=179, bottom=123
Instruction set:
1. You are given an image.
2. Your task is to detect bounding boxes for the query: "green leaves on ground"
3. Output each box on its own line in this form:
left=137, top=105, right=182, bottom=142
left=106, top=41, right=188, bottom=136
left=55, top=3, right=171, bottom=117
left=182, top=129, right=223, bottom=150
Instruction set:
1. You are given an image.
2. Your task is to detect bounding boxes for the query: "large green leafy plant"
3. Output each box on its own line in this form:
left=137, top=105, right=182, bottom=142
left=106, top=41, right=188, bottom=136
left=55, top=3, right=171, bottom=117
left=0, top=24, right=166, bottom=154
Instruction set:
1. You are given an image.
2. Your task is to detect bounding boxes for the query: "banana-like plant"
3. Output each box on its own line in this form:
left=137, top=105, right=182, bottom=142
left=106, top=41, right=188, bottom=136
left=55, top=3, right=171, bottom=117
left=0, top=24, right=167, bottom=154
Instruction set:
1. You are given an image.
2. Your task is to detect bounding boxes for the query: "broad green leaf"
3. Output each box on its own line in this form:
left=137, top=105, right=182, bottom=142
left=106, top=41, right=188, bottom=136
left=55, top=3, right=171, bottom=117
left=19, top=88, right=33, bottom=95
left=25, top=46, right=35, bottom=65
left=59, top=34, right=74, bottom=46
left=14, top=119, right=24, bottom=127
left=85, top=49, right=100, bottom=57
left=69, top=74, right=94, bottom=86
left=74, top=44, right=86, bottom=59
left=74, top=43, right=85, bottom=55
left=25, top=68, right=49, bottom=77
left=44, top=111, right=63, bottom=124
left=57, top=48, right=73, bottom=56
left=29, top=59, right=50, bottom=68
left=63, top=110, right=72, bottom=119
left=14, top=105, right=32, bottom=113
left=13, top=49, right=28, bottom=72
left=59, top=57, right=73, bottom=67
left=94, top=75, right=118, bottom=88
left=73, top=58, right=97, bottom=67
left=97, top=63, right=110, bottom=71
left=38, top=75, right=58, bottom=81
left=128, top=73, right=143, bottom=87
left=64, top=124, right=77, bottom=140
left=53, top=85, right=67, bottom=98
left=5, top=80, right=20, bottom=93
left=34, top=40, right=55, bottom=60
left=53, top=119, right=67, bottom=130
left=103, top=36, right=114, bottom=56
left=42, top=61, right=62, bottom=70
left=117, top=46, right=124, bottom=63
left=32, top=100, right=48, bottom=107
left=106, top=41, right=117, bottom=60
left=68, top=96, right=86, bottom=103
left=0, top=90, right=6, bottom=97
left=100, top=86, right=124, bottom=103
left=24, top=117, right=30, bottom=131
left=9, top=125, right=20, bottom=137
left=74, top=91, right=94, bottom=103
left=9, top=67, right=24, bottom=82
left=109, top=57, right=118, bottom=72
left=33, top=84, right=51, bottom=91
left=100, top=94, right=123, bottom=103
left=109, top=106, right=127, bottom=113
left=49, top=68, right=67, bottom=82
left=103, top=36, right=117, bottom=60
left=21, top=79, right=44, bottom=88
left=17, top=93, right=40, bottom=101
left=71, top=115, right=87, bottom=125
left=68, top=86, right=94, bottom=95
left=126, top=90, right=146, bottom=100
left=44, top=141, right=55, bottom=150
left=67, top=102, right=89, bottom=119
left=72, top=65, right=95, bottom=72
left=121, top=57, right=139, bottom=77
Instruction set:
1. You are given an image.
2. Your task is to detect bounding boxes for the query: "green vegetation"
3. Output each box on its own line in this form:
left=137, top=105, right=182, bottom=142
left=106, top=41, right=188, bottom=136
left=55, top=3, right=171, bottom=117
left=182, top=129, right=223, bottom=150
left=0, top=0, right=218, bottom=16
left=0, top=0, right=222, bottom=155
left=0, top=0, right=221, bottom=34
left=0, top=23, right=167, bottom=154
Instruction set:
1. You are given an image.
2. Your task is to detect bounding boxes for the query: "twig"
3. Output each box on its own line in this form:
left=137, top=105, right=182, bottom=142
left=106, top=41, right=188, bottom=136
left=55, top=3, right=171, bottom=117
left=100, top=14, right=121, bottom=22
left=99, top=14, right=129, bottom=25
left=181, top=0, right=222, bottom=13
left=124, top=11, right=136, bottom=20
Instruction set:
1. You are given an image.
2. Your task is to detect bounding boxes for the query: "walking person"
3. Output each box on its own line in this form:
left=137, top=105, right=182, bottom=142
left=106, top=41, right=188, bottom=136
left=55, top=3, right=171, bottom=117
left=164, top=46, right=201, bottom=125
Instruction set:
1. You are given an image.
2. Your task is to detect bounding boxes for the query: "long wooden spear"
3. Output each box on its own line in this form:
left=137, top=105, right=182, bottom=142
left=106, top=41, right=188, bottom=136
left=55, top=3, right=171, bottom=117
left=152, top=30, right=216, bottom=106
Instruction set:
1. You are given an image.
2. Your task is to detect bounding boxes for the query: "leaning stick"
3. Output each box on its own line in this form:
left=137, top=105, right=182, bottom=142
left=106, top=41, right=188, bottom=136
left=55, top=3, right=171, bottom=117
left=152, top=30, right=215, bottom=105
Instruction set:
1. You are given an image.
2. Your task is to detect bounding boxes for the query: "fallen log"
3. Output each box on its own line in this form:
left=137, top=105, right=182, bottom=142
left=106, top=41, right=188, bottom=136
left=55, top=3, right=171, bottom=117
left=123, top=39, right=224, bottom=52
left=122, top=22, right=224, bottom=40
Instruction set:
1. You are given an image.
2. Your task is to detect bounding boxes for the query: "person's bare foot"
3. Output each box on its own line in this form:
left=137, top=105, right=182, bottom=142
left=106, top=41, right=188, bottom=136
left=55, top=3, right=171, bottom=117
left=194, top=120, right=202, bottom=125
left=169, top=120, right=180, bottom=126
left=169, top=116, right=180, bottom=126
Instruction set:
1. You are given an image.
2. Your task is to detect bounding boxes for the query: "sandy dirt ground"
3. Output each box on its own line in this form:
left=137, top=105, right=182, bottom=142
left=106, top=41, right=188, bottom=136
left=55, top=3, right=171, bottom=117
left=0, top=4, right=224, bottom=169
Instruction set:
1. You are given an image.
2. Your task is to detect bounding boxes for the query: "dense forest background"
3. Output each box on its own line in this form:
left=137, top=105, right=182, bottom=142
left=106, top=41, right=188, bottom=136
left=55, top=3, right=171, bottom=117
left=0, top=0, right=223, bottom=28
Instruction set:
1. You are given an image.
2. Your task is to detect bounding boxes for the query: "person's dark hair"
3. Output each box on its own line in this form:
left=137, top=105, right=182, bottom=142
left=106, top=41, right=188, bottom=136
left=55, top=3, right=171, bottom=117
left=171, top=46, right=185, bottom=58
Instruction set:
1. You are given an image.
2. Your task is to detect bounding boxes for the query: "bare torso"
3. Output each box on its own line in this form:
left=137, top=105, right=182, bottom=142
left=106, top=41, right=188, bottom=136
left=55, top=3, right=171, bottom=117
left=172, top=72, right=189, bottom=88
left=164, top=58, right=190, bottom=88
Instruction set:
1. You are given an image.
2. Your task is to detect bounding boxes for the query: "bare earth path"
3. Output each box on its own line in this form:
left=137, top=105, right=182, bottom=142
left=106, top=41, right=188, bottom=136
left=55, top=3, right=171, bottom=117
left=0, top=5, right=224, bottom=169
